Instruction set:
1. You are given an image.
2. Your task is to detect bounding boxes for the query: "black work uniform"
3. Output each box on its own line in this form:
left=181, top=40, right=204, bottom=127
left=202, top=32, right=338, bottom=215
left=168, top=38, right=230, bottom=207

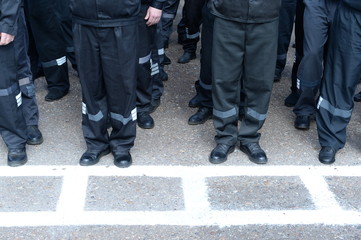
left=151, top=22, right=165, bottom=102
left=71, top=0, right=140, bottom=153
left=0, top=0, right=27, bottom=150
left=293, top=0, right=339, bottom=117
left=276, top=0, right=304, bottom=96
left=24, top=0, right=69, bottom=94
left=161, top=0, right=180, bottom=48
left=193, top=3, right=214, bottom=109
left=275, top=0, right=298, bottom=78
left=317, top=0, right=361, bottom=150
left=16, top=8, right=39, bottom=127
left=211, top=0, right=281, bottom=146
left=137, top=1, right=164, bottom=113
left=180, top=0, right=205, bottom=54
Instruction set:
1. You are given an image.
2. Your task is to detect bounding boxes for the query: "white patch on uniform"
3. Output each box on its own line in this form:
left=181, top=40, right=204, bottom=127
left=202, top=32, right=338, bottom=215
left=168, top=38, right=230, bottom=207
left=16, top=92, right=22, bottom=107
left=82, top=102, right=87, bottom=115
left=131, top=108, right=137, bottom=121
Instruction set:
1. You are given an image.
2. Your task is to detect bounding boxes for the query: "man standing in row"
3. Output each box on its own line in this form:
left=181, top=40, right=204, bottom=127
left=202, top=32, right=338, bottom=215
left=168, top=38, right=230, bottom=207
left=209, top=0, right=281, bottom=164
left=0, top=0, right=29, bottom=166
left=316, top=0, right=361, bottom=164
left=71, top=0, right=141, bottom=168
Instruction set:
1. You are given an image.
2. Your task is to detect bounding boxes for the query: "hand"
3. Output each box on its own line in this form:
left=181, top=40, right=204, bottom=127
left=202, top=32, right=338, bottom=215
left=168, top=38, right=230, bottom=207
left=0, top=33, right=15, bottom=45
left=144, top=7, right=162, bottom=26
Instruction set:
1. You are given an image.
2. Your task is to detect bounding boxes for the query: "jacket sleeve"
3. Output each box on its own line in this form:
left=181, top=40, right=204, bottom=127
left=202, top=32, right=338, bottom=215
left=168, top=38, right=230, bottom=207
left=150, top=0, right=165, bottom=10
left=0, top=0, right=21, bottom=36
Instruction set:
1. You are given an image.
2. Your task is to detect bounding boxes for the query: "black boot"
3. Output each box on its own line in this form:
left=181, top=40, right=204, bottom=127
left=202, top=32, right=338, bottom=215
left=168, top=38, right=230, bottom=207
left=177, top=52, right=196, bottom=64
left=188, top=107, right=212, bottom=125
left=209, top=144, right=235, bottom=164
left=137, top=112, right=154, bottom=129
left=27, top=125, right=44, bottom=145
left=8, top=148, right=27, bottom=167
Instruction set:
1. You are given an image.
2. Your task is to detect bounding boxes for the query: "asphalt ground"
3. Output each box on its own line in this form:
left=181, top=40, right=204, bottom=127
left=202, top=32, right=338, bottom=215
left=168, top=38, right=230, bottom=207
left=1, top=14, right=361, bottom=240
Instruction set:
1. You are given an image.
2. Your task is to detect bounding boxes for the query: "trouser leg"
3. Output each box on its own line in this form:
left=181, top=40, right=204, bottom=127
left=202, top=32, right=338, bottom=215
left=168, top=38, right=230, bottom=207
left=161, top=0, right=180, bottom=48
left=137, top=5, right=156, bottom=113
left=275, top=0, right=297, bottom=78
left=101, top=27, right=138, bottom=152
left=238, top=21, right=278, bottom=144
left=294, top=0, right=338, bottom=116
left=151, top=30, right=164, bottom=101
left=73, top=24, right=109, bottom=152
left=26, top=0, right=69, bottom=93
left=0, top=43, right=27, bottom=149
left=290, top=0, right=304, bottom=93
left=182, top=0, right=204, bottom=53
left=198, top=5, right=214, bottom=109
left=15, top=9, right=39, bottom=127
left=212, top=18, right=243, bottom=146
left=317, top=4, right=361, bottom=149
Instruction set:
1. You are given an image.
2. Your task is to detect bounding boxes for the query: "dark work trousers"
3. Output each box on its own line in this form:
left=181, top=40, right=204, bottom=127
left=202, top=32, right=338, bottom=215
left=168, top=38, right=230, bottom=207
left=73, top=23, right=138, bottom=153
left=137, top=5, right=157, bottom=113
left=177, top=7, right=186, bottom=43
left=212, top=18, right=278, bottom=146
left=55, top=0, right=77, bottom=70
left=317, top=3, right=361, bottom=150
left=25, top=0, right=69, bottom=94
left=0, top=42, right=27, bottom=150
left=152, top=22, right=165, bottom=101
left=161, top=0, right=181, bottom=48
left=180, top=0, right=204, bottom=53
left=290, top=0, right=304, bottom=94
left=16, top=8, right=39, bottom=127
left=193, top=4, right=214, bottom=109
left=293, top=0, right=339, bottom=117
left=275, top=0, right=297, bottom=78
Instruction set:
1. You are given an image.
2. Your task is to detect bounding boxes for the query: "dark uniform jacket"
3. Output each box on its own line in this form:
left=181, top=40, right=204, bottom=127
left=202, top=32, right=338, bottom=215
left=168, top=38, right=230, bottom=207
left=0, top=0, right=21, bottom=35
left=343, top=0, right=361, bottom=11
left=70, top=0, right=141, bottom=27
left=210, top=0, right=281, bottom=23
left=142, top=0, right=165, bottom=10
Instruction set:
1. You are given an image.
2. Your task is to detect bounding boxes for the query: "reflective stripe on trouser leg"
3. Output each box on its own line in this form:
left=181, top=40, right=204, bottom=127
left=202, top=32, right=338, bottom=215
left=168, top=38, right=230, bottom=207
left=239, top=20, right=277, bottom=144
left=212, top=17, right=243, bottom=146
left=0, top=42, right=27, bottom=148
left=316, top=2, right=361, bottom=150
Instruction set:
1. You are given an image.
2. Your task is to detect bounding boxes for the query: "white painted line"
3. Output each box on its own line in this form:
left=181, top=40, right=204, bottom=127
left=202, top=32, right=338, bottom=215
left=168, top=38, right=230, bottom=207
left=0, top=210, right=360, bottom=227
left=1, top=165, right=360, bottom=227
left=182, top=175, right=210, bottom=217
left=56, top=168, right=89, bottom=218
left=300, top=175, right=342, bottom=210
left=1, top=165, right=361, bottom=177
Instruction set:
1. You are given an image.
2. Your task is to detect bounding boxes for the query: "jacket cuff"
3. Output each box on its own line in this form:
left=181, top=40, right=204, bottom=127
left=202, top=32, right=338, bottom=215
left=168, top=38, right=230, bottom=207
left=151, top=1, right=163, bottom=10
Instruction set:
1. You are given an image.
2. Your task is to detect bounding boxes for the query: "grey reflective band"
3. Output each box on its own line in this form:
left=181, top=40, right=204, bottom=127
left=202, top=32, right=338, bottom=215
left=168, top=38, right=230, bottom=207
left=139, top=52, right=151, bottom=64
left=247, top=108, right=267, bottom=121
left=277, top=54, right=287, bottom=60
left=213, top=107, right=237, bottom=119
left=82, top=102, right=104, bottom=121
left=18, top=77, right=31, bottom=86
left=0, top=82, right=19, bottom=97
left=186, top=31, right=200, bottom=39
left=317, top=96, right=352, bottom=118
left=162, top=13, right=175, bottom=19
left=199, top=79, right=212, bottom=90
left=88, top=111, right=104, bottom=122
left=42, top=56, right=67, bottom=68
left=66, top=47, right=75, bottom=53
left=110, top=112, right=134, bottom=125
left=158, top=48, right=164, bottom=55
